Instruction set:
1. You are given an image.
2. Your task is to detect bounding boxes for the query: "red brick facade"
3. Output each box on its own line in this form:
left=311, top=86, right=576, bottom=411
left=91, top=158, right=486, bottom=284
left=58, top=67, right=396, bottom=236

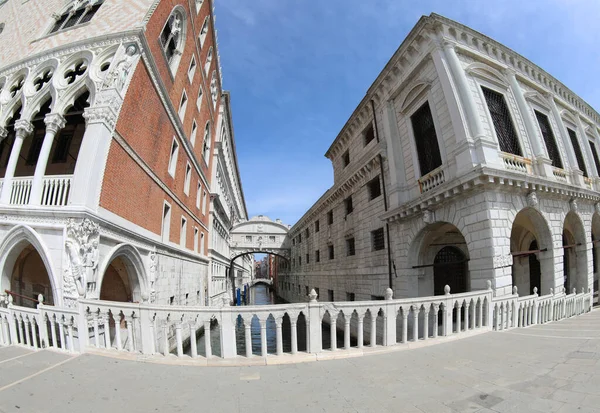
left=100, top=0, right=223, bottom=256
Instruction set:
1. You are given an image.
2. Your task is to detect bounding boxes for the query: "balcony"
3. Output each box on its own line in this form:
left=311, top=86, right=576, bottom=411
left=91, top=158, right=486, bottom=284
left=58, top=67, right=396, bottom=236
left=418, top=166, right=446, bottom=194
left=499, top=152, right=532, bottom=175
left=0, top=175, right=73, bottom=207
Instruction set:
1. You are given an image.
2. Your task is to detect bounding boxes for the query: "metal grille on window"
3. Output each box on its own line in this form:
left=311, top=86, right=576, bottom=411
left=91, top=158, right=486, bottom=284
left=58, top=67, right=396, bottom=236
left=567, top=128, right=588, bottom=177
left=411, top=101, right=442, bottom=176
left=589, top=140, right=600, bottom=176
left=534, top=111, right=563, bottom=169
left=481, top=87, right=522, bottom=156
left=346, top=238, right=355, bottom=256
left=372, top=228, right=385, bottom=251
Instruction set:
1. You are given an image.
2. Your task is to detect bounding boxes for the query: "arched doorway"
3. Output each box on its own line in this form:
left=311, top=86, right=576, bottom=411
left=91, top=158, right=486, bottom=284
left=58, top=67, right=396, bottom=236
left=408, top=222, right=470, bottom=296
left=8, top=243, right=54, bottom=307
left=433, top=246, right=467, bottom=295
left=100, top=256, right=132, bottom=302
left=510, top=207, right=553, bottom=295
left=563, top=211, right=588, bottom=294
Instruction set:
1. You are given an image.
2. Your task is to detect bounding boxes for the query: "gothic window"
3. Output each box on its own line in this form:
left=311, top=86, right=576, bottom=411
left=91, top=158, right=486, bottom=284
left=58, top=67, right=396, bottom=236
left=184, top=162, right=192, bottom=195
left=589, top=140, right=600, bottom=175
left=199, top=17, right=209, bottom=48
left=195, top=0, right=203, bottom=13
left=567, top=128, right=588, bottom=177
left=188, top=56, right=197, bottom=82
left=204, top=47, right=213, bottom=73
left=534, top=110, right=563, bottom=169
left=411, top=101, right=442, bottom=176
left=168, top=138, right=179, bottom=177
left=52, top=133, right=73, bottom=163
left=190, top=120, right=198, bottom=146
left=210, top=71, right=218, bottom=108
left=197, top=87, right=203, bottom=110
left=160, top=9, right=185, bottom=71
left=481, top=87, right=522, bottom=156
left=202, top=122, right=211, bottom=163
left=50, top=0, right=104, bottom=34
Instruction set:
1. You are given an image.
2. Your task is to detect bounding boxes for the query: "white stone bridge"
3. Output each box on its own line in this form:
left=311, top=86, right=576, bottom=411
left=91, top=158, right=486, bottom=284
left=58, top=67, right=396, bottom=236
left=249, top=278, right=273, bottom=287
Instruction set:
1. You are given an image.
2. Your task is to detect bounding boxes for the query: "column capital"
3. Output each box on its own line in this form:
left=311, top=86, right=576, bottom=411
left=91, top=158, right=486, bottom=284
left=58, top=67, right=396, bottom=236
left=0, top=126, right=7, bottom=140
left=503, top=67, right=517, bottom=78
left=14, top=120, right=33, bottom=137
left=442, top=40, right=457, bottom=50
left=44, top=113, right=66, bottom=134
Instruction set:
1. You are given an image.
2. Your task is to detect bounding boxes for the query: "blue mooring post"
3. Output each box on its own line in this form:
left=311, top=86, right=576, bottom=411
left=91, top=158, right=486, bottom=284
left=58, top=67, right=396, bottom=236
left=236, top=288, right=241, bottom=306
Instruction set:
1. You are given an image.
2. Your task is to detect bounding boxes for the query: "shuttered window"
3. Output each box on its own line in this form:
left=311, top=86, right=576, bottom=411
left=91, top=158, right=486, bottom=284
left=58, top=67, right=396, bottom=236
left=534, top=111, right=563, bottom=169
left=410, top=102, right=442, bottom=176
left=482, top=87, right=522, bottom=156
left=567, top=128, right=588, bottom=177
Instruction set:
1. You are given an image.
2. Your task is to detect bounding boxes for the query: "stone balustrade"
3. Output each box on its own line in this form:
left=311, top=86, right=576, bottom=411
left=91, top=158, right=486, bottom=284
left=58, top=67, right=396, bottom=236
left=9, top=177, right=32, bottom=205
left=41, top=175, right=72, bottom=206
left=499, top=152, right=532, bottom=174
left=418, top=167, right=445, bottom=194
left=0, top=284, right=593, bottom=364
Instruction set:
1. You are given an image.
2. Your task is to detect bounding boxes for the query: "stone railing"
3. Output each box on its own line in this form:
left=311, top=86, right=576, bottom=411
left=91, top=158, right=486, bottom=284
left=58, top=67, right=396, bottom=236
left=500, top=152, right=532, bottom=174
left=418, top=167, right=445, bottom=194
left=552, top=167, right=568, bottom=183
left=584, top=176, right=593, bottom=190
left=492, top=286, right=591, bottom=331
left=0, top=284, right=593, bottom=365
left=41, top=175, right=72, bottom=206
left=9, top=177, right=32, bottom=205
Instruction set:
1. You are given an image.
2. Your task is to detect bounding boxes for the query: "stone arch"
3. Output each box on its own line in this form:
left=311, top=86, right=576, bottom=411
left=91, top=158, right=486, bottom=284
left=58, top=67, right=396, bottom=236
left=407, top=221, right=470, bottom=296
left=0, top=224, right=58, bottom=306
left=96, top=244, right=148, bottom=303
left=563, top=211, right=588, bottom=294
left=510, top=207, right=554, bottom=295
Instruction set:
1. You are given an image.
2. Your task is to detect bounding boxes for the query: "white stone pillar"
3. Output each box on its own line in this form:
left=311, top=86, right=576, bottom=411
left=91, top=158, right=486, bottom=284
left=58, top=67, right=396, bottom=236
left=548, top=96, right=583, bottom=185
left=411, top=307, right=419, bottom=342
left=381, top=100, right=408, bottom=208
left=307, top=290, right=322, bottom=353
left=0, top=120, right=34, bottom=204
left=29, top=114, right=66, bottom=205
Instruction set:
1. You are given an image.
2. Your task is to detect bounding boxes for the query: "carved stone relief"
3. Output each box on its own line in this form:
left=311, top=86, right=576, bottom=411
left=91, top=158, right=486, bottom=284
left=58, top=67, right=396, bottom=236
left=64, top=218, right=99, bottom=307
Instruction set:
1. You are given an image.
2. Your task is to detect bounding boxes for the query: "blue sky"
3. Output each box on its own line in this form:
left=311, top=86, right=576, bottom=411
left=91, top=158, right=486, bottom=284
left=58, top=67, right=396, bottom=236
left=215, top=0, right=600, bottom=226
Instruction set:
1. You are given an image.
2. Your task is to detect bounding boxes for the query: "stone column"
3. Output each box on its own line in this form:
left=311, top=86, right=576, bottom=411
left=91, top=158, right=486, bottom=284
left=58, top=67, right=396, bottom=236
left=29, top=113, right=66, bottom=205
left=0, top=120, right=34, bottom=204
left=505, top=70, right=553, bottom=177
left=547, top=95, right=583, bottom=185
left=575, top=113, right=598, bottom=177
left=441, top=42, right=501, bottom=169
left=381, top=100, right=408, bottom=208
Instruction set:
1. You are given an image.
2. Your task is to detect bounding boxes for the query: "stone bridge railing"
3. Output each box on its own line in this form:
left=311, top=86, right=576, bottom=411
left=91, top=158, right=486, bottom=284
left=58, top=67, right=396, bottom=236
left=0, top=284, right=593, bottom=364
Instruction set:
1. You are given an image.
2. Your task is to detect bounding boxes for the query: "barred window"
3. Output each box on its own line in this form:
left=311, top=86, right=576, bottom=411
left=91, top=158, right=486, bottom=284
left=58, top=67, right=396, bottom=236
left=305, top=253, right=309, bottom=264
left=314, top=220, right=320, bottom=233
left=298, top=234, right=302, bottom=243
left=342, top=150, right=350, bottom=168
left=50, top=0, right=104, bottom=34
left=364, top=123, right=375, bottom=146
left=589, top=140, right=600, bottom=175
left=372, top=228, right=385, bottom=251
left=411, top=101, right=442, bottom=176
left=305, top=228, right=309, bottom=238
left=315, top=250, right=320, bottom=262
left=535, top=111, right=563, bottom=169
left=346, top=238, right=356, bottom=256
left=367, top=175, right=381, bottom=200
left=328, top=244, right=334, bottom=260
left=327, top=210, right=333, bottom=225
left=567, top=128, right=588, bottom=177
left=481, top=87, right=522, bottom=156
left=328, top=290, right=334, bottom=301
left=344, top=196, right=353, bottom=216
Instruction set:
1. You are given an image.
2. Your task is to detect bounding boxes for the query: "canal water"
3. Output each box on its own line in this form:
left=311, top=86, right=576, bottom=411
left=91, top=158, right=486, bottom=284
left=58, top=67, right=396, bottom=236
left=188, top=284, right=347, bottom=357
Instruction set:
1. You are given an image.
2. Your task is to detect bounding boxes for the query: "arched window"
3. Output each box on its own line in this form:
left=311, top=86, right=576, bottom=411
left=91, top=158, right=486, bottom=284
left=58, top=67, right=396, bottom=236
left=160, top=9, right=186, bottom=72
left=50, top=0, right=104, bottom=34
left=204, top=47, right=213, bottom=73
left=202, top=122, right=211, bottom=163
left=210, top=71, right=218, bottom=108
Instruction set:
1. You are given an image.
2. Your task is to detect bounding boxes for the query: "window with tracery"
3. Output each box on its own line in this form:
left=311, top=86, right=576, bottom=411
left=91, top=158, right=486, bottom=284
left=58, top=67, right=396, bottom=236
left=210, top=71, right=218, bottom=108
left=160, top=9, right=185, bottom=70
left=481, top=87, right=522, bottom=156
left=411, top=101, right=442, bottom=176
left=202, top=122, right=211, bottom=163
left=50, top=0, right=104, bottom=34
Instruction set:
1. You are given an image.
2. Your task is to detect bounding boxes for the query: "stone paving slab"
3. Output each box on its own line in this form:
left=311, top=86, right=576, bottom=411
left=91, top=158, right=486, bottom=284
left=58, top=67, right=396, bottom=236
left=2, top=311, right=600, bottom=412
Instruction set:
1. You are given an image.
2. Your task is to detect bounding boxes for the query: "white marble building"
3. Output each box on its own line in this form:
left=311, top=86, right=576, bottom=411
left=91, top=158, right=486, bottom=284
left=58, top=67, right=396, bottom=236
left=279, top=13, right=600, bottom=303
left=0, top=0, right=232, bottom=309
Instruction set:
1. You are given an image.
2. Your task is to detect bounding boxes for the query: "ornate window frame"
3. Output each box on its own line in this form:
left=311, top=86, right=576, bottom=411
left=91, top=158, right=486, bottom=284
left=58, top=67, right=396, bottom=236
left=524, top=93, right=566, bottom=170
left=159, top=6, right=187, bottom=76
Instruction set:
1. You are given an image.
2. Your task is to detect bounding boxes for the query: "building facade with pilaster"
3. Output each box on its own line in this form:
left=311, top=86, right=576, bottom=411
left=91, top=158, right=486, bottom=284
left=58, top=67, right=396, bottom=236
left=279, top=13, right=600, bottom=303
left=0, top=0, right=232, bottom=309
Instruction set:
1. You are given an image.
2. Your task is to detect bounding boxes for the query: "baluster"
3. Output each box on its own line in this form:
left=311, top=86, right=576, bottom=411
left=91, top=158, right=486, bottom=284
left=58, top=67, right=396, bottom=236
left=175, top=323, right=183, bottom=357
left=275, top=316, right=283, bottom=356
left=476, top=300, right=482, bottom=328
left=30, top=318, right=38, bottom=349
left=357, top=313, right=364, bottom=348
left=432, top=305, right=439, bottom=338
left=370, top=312, right=377, bottom=347
left=456, top=303, right=462, bottom=333
left=344, top=315, right=350, bottom=350
left=330, top=313, right=337, bottom=351
left=411, top=307, right=419, bottom=342
left=41, top=181, right=48, bottom=205
left=115, top=313, right=123, bottom=351
left=259, top=318, right=267, bottom=357
left=204, top=320, right=212, bottom=358
left=103, top=311, right=111, bottom=349
left=442, top=305, right=448, bottom=336
left=19, top=316, right=26, bottom=345
left=190, top=323, right=198, bottom=358
left=290, top=319, right=298, bottom=354
left=93, top=312, right=99, bottom=347
left=58, top=317, right=65, bottom=350
left=464, top=302, right=470, bottom=331
left=244, top=319, right=252, bottom=357
left=66, top=320, right=74, bottom=352
left=52, top=179, right=59, bottom=205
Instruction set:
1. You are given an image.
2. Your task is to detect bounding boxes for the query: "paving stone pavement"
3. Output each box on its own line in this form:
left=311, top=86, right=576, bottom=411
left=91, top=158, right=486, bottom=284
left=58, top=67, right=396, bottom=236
left=2, top=310, right=600, bottom=413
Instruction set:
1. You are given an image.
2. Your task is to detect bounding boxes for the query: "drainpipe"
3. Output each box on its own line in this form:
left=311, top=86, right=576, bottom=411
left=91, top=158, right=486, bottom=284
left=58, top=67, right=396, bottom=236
left=371, top=99, right=393, bottom=291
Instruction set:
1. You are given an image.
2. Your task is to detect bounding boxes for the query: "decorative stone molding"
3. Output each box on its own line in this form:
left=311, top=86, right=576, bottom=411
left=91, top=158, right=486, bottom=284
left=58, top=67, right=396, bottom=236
left=493, top=254, right=513, bottom=268
left=14, top=119, right=34, bottom=136
left=595, top=203, right=600, bottom=215
left=570, top=199, right=578, bottom=213
left=422, top=209, right=435, bottom=224
left=0, top=127, right=7, bottom=140
left=526, top=191, right=538, bottom=209
left=44, top=113, right=66, bottom=134
left=64, top=218, right=100, bottom=307
left=149, top=251, right=157, bottom=304
left=101, top=43, right=139, bottom=94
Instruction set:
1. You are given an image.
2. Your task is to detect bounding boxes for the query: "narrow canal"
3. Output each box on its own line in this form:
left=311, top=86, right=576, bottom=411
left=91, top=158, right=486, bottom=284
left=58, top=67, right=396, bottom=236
left=188, top=284, right=347, bottom=357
